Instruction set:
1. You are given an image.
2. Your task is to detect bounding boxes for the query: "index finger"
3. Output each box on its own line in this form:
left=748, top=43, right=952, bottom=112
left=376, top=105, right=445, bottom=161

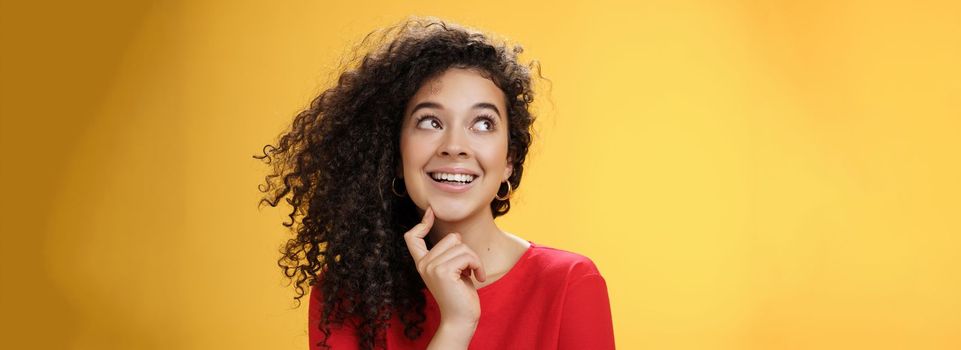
left=404, top=206, right=434, bottom=261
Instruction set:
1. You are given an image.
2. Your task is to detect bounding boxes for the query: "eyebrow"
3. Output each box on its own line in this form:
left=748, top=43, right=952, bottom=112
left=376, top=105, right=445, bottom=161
left=410, top=101, right=502, bottom=118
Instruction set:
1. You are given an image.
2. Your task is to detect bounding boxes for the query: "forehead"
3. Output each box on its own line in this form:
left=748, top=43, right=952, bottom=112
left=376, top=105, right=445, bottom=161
left=406, top=68, right=507, bottom=113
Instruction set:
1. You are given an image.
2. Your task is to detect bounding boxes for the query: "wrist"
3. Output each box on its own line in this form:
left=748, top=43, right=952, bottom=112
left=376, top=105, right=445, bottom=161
left=429, top=321, right=477, bottom=349
left=439, top=319, right=478, bottom=333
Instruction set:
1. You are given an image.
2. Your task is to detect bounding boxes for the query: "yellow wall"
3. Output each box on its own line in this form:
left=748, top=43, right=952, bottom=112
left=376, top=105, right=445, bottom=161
left=2, top=0, right=959, bottom=349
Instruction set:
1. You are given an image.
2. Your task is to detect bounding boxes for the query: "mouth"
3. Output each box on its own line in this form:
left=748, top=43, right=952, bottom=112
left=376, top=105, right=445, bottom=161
left=426, top=171, right=478, bottom=193
left=428, top=171, right=477, bottom=184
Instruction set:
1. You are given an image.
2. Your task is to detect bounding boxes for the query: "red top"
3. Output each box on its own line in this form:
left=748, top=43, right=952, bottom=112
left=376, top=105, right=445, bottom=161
left=308, top=241, right=615, bottom=349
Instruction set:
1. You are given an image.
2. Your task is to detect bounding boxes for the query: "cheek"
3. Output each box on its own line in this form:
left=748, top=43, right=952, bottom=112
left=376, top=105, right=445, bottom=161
left=400, top=134, right=433, bottom=174
left=477, top=139, right=510, bottom=174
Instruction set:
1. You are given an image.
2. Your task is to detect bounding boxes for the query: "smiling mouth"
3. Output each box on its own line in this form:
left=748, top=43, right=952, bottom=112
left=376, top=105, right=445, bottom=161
left=428, top=172, right=477, bottom=185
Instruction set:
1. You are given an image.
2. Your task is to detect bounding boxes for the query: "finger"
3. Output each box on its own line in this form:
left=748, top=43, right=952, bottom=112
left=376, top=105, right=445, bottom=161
left=428, top=244, right=487, bottom=283
left=417, top=233, right=462, bottom=272
left=439, top=253, right=487, bottom=284
left=425, top=240, right=468, bottom=273
left=404, top=207, right=434, bottom=261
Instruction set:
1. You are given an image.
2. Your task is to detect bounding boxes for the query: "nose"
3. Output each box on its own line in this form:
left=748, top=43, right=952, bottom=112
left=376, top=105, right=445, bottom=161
left=438, top=128, right=470, bottom=159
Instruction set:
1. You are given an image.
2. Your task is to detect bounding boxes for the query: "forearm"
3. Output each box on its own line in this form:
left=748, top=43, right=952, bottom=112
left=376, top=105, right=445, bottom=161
left=427, top=322, right=476, bottom=350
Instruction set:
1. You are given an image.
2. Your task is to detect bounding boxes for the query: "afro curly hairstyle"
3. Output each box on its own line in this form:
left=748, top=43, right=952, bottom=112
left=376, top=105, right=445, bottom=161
left=255, top=16, right=542, bottom=350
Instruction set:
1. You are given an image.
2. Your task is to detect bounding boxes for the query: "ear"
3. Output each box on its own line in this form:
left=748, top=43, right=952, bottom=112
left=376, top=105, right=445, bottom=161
left=396, top=163, right=404, bottom=178
left=502, top=159, right=513, bottom=181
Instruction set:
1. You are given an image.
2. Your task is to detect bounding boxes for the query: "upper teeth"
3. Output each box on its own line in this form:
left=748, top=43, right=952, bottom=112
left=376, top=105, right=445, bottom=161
left=431, top=172, right=476, bottom=182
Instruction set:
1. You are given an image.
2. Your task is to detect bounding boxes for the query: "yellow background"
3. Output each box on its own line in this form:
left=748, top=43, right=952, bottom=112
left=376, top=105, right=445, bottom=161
left=2, top=0, right=959, bottom=349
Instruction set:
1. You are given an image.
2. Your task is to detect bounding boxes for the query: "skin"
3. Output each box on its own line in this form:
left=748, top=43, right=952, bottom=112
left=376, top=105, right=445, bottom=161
left=399, top=67, right=531, bottom=348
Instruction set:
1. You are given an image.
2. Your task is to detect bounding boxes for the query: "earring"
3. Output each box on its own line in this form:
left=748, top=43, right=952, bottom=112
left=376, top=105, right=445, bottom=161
left=391, top=177, right=407, bottom=197
left=495, top=181, right=512, bottom=201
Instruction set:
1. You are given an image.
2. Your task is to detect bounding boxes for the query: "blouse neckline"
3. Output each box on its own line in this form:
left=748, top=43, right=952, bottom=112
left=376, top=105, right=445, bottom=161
left=423, top=240, right=536, bottom=298
left=477, top=240, right=535, bottom=295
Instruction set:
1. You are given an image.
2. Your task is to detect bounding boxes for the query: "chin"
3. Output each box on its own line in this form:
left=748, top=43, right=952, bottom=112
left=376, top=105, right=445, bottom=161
left=428, top=198, right=480, bottom=223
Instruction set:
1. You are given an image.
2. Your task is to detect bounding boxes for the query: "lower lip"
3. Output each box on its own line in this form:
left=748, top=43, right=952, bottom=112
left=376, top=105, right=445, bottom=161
left=427, top=173, right=477, bottom=193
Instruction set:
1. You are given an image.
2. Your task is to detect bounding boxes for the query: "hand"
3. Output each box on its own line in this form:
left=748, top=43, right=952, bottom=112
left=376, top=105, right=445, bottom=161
left=404, top=207, right=487, bottom=328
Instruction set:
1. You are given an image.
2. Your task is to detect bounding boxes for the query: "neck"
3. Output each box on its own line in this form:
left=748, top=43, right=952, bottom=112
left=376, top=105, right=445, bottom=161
left=426, top=207, right=505, bottom=270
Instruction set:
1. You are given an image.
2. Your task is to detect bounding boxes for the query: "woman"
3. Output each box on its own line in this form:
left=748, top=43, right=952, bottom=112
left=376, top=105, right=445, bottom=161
left=256, top=17, right=615, bottom=349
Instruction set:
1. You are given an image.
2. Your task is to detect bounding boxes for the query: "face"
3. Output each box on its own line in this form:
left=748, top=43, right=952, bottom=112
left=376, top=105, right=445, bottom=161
left=399, top=67, right=513, bottom=222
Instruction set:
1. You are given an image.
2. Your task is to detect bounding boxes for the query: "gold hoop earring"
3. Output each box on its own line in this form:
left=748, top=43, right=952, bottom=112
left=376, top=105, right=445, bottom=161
left=495, top=181, right=512, bottom=201
left=391, top=177, right=406, bottom=197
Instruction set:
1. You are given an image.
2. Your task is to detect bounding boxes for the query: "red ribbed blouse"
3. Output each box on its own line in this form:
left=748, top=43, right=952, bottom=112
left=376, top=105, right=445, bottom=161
left=308, top=241, right=615, bottom=349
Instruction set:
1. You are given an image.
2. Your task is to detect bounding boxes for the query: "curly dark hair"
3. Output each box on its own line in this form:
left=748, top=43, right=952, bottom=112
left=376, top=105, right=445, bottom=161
left=254, top=17, right=542, bottom=350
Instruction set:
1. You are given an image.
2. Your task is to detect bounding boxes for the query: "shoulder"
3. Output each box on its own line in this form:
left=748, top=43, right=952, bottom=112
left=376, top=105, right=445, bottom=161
left=527, top=241, right=604, bottom=282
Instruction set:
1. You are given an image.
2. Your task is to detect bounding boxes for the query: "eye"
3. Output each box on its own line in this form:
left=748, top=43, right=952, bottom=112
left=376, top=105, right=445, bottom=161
left=416, top=115, right=442, bottom=130
left=472, top=115, right=496, bottom=132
